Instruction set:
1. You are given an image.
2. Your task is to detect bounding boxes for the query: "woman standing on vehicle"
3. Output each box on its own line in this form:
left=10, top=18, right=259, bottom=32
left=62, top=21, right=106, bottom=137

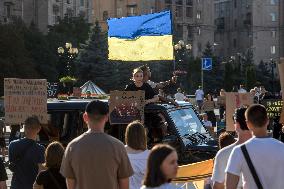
left=141, top=144, right=180, bottom=189
left=125, top=68, right=159, bottom=104
left=125, top=121, right=150, bottom=189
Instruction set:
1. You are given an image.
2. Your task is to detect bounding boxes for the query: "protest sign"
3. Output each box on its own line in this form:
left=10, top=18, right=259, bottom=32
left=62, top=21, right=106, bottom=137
left=109, top=90, right=145, bottom=124
left=279, top=58, right=284, bottom=100
left=225, top=92, right=253, bottom=131
left=280, top=105, right=284, bottom=124
left=73, top=87, right=82, bottom=98
left=47, top=82, right=58, bottom=98
left=262, top=99, right=283, bottom=119
left=4, top=78, right=48, bottom=124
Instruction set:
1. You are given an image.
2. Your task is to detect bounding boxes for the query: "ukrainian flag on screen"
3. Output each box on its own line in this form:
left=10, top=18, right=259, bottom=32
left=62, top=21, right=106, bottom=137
left=107, top=11, right=173, bottom=61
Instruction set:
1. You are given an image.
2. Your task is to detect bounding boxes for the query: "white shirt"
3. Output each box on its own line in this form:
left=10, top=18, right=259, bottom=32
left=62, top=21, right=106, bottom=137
left=238, top=88, right=247, bottom=93
left=195, top=89, right=204, bottom=101
left=141, top=183, right=179, bottom=189
left=147, top=80, right=157, bottom=89
left=212, top=143, right=242, bottom=188
left=174, top=92, right=185, bottom=101
left=203, top=120, right=212, bottom=127
left=128, top=150, right=150, bottom=189
left=226, top=137, right=284, bottom=189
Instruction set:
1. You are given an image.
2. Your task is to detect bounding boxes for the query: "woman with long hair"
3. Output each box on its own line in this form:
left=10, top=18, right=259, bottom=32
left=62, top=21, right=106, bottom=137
left=141, top=144, right=179, bottom=189
left=125, top=68, right=159, bottom=104
left=34, top=141, right=67, bottom=189
left=125, top=121, right=150, bottom=189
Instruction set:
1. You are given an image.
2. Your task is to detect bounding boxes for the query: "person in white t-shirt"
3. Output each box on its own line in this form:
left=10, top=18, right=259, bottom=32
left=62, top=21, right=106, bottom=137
left=212, top=107, right=252, bottom=189
left=237, top=84, right=247, bottom=93
left=195, top=86, right=204, bottom=112
left=174, top=88, right=186, bottom=101
left=226, top=104, right=284, bottom=189
left=125, top=121, right=150, bottom=189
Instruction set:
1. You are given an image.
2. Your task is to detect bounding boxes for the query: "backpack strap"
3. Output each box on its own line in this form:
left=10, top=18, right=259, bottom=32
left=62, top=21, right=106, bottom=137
left=241, top=145, right=263, bottom=189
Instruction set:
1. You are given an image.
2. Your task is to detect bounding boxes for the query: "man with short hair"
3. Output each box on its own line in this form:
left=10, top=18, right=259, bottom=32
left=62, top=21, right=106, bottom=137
left=9, top=116, right=45, bottom=189
left=60, top=100, right=133, bottom=189
left=212, top=107, right=252, bottom=189
left=226, top=104, right=284, bottom=189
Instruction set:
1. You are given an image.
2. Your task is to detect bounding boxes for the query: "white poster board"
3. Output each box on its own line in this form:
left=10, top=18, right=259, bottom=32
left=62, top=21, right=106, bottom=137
left=4, top=78, right=48, bottom=124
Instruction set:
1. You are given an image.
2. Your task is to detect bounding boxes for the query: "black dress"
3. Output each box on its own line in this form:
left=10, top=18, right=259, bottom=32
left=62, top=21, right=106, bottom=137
left=125, top=82, right=157, bottom=100
left=36, top=168, right=67, bottom=189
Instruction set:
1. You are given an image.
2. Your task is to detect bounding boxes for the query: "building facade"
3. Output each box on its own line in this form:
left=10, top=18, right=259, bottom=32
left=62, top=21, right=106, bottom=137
left=0, top=0, right=93, bottom=33
left=214, top=0, right=284, bottom=64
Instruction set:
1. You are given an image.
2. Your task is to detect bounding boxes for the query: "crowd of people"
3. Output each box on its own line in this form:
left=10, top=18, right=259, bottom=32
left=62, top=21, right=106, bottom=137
left=0, top=65, right=283, bottom=189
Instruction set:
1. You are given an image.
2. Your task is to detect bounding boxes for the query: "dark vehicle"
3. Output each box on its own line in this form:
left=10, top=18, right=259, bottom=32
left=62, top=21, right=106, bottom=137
left=41, top=99, right=217, bottom=164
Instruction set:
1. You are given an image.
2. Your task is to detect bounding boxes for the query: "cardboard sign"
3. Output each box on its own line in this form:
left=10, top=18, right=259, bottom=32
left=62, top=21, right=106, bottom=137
left=202, top=101, right=215, bottom=111
left=217, top=96, right=226, bottom=106
left=279, top=58, right=284, bottom=100
left=109, top=90, right=145, bottom=124
left=73, top=87, right=82, bottom=98
left=262, top=99, right=283, bottom=118
left=47, top=82, right=58, bottom=98
left=4, top=78, right=48, bottom=124
left=225, top=92, right=253, bottom=131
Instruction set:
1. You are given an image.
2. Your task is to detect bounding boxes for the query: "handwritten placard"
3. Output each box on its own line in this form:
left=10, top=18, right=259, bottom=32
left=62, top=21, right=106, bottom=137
left=109, top=90, right=145, bottom=125
left=225, top=93, right=253, bottom=131
left=262, top=99, right=283, bottom=118
left=47, top=82, right=58, bottom=98
left=4, top=78, right=48, bottom=124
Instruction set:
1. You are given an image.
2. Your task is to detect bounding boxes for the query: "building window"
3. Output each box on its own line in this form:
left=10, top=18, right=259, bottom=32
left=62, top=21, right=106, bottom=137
left=80, top=0, right=84, bottom=6
left=271, top=30, right=276, bottom=38
left=176, top=6, right=183, bottom=17
left=103, top=11, right=108, bottom=21
left=176, top=24, right=183, bottom=38
left=198, top=28, right=201, bottom=35
left=271, top=0, right=276, bottom=5
left=271, top=46, right=276, bottom=54
left=197, top=11, right=201, bottom=19
left=67, top=0, right=71, bottom=4
left=234, top=19, right=237, bottom=28
left=165, top=0, right=172, bottom=4
left=234, top=0, right=237, bottom=8
left=233, top=38, right=236, bottom=48
left=186, top=7, right=193, bottom=18
left=176, top=0, right=182, bottom=5
left=187, top=26, right=193, bottom=39
left=66, top=8, right=73, bottom=17
left=270, top=13, right=276, bottom=21
left=186, top=0, right=193, bottom=6
left=4, top=3, right=13, bottom=17
left=127, top=6, right=137, bottom=16
left=198, top=43, right=202, bottom=52
left=117, top=8, right=123, bottom=17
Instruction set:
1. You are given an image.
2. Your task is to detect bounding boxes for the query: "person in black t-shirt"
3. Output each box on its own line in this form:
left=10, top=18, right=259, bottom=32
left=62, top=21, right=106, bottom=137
left=125, top=68, right=159, bottom=104
left=34, top=141, right=67, bottom=189
left=0, top=158, right=7, bottom=189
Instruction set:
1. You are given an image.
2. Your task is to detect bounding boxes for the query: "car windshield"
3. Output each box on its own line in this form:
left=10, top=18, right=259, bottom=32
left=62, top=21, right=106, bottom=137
left=169, top=107, right=207, bottom=137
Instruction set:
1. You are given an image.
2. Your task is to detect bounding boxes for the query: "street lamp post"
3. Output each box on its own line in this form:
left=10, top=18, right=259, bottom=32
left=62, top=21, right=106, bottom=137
left=57, top=42, right=79, bottom=77
left=270, top=59, right=276, bottom=95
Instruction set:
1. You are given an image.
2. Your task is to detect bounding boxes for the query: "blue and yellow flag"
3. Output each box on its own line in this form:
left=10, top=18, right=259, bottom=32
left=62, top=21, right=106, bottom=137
left=107, top=11, right=173, bottom=61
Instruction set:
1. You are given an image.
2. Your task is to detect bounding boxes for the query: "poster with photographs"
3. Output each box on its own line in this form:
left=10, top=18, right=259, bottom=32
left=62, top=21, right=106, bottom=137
left=225, top=92, right=253, bottom=131
left=109, top=90, right=145, bottom=124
